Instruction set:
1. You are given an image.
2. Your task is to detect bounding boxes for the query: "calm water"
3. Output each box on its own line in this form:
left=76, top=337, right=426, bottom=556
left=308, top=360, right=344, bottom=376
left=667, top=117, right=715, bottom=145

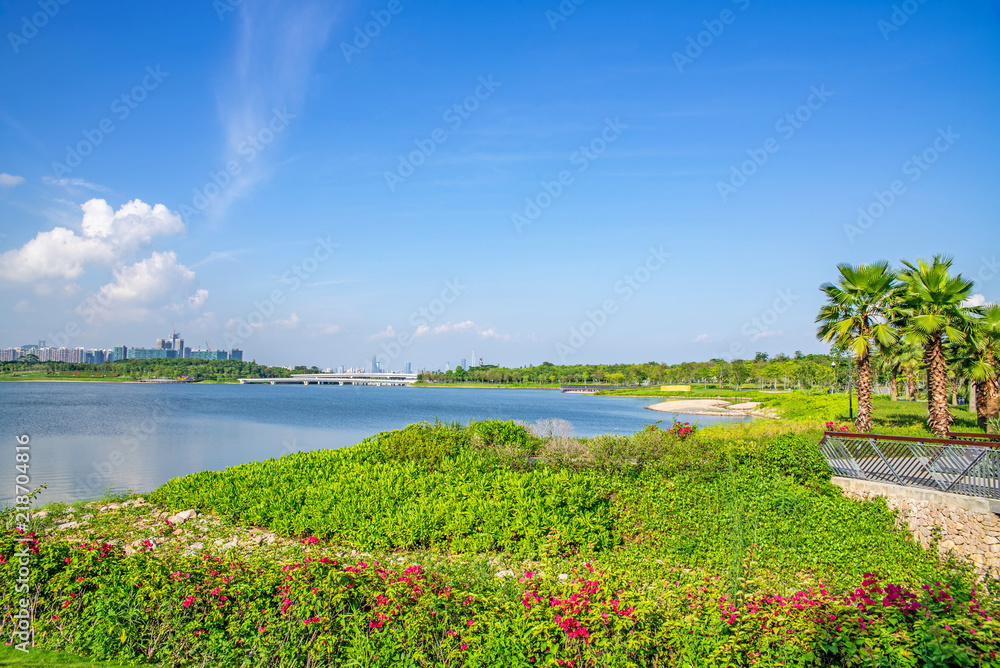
left=0, top=383, right=747, bottom=504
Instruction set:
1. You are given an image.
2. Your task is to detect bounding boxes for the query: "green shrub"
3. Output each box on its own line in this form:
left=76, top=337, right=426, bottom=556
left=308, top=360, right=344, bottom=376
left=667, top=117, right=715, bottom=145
left=151, top=422, right=614, bottom=557
left=726, top=433, right=833, bottom=491
left=3, top=533, right=995, bottom=667
left=370, top=420, right=470, bottom=467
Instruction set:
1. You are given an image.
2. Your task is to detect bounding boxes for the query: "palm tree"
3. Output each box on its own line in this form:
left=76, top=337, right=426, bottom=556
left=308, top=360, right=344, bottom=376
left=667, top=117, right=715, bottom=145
left=816, top=261, right=900, bottom=432
left=886, top=339, right=923, bottom=401
left=898, top=256, right=976, bottom=437
left=967, top=302, right=1000, bottom=432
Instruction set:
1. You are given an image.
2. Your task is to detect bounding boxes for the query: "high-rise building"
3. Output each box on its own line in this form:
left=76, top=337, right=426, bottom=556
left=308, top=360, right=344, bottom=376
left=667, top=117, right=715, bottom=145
left=460, top=358, right=466, bottom=369
left=371, top=355, right=379, bottom=373
left=229, top=349, right=243, bottom=361
left=404, top=361, right=412, bottom=374
left=127, top=348, right=171, bottom=360
left=113, top=346, right=127, bottom=361
left=188, top=349, right=227, bottom=360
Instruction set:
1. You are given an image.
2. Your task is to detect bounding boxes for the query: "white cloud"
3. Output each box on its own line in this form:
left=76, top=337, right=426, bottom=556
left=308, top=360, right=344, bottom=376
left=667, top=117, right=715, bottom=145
left=77, top=252, right=201, bottom=323
left=80, top=199, right=185, bottom=248
left=369, top=325, right=397, bottom=340
left=0, top=173, right=25, bottom=187
left=188, top=289, right=209, bottom=309
left=0, top=227, right=114, bottom=281
left=433, top=320, right=476, bottom=335
left=963, top=294, right=987, bottom=308
left=411, top=320, right=514, bottom=342
left=273, top=312, right=300, bottom=329
left=13, top=300, right=28, bottom=312
left=0, top=198, right=185, bottom=283
left=750, top=330, right=784, bottom=341
left=96, top=252, right=196, bottom=304
left=692, top=334, right=710, bottom=343
left=478, top=327, right=512, bottom=342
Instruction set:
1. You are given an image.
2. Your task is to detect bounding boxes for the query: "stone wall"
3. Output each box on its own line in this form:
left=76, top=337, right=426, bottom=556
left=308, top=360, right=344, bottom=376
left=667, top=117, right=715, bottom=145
left=832, top=477, right=1000, bottom=580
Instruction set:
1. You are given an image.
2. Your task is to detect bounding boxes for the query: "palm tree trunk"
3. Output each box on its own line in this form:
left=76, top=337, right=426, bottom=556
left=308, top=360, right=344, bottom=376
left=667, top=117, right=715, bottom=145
left=986, top=380, right=999, bottom=434
left=970, top=380, right=978, bottom=416
left=906, top=371, right=916, bottom=401
left=975, top=380, right=988, bottom=428
left=855, top=353, right=873, bottom=432
left=890, top=372, right=898, bottom=401
left=952, top=379, right=958, bottom=406
left=983, top=351, right=999, bottom=433
left=925, top=333, right=954, bottom=437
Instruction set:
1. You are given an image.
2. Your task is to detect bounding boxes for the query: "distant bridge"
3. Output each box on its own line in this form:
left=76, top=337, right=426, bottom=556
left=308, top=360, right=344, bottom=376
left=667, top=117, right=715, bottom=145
left=238, top=372, right=418, bottom=386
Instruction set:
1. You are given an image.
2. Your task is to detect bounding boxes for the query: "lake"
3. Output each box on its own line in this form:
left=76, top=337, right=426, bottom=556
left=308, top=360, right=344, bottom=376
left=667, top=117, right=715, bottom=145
left=0, top=383, right=748, bottom=504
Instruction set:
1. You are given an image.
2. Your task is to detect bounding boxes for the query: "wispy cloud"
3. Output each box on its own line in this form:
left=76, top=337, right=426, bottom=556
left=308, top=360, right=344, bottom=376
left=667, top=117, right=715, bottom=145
left=192, top=249, right=246, bottom=268
left=211, top=0, right=338, bottom=215
left=42, top=176, right=111, bottom=192
left=369, top=325, right=397, bottom=341
left=308, top=322, right=343, bottom=336
left=0, top=173, right=25, bottom=187
left=412, top=320, right=516, bottom=342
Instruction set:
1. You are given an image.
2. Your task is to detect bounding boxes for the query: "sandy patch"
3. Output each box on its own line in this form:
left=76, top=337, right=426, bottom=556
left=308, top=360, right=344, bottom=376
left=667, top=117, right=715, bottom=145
left=645, top=399, right=730, bottom=413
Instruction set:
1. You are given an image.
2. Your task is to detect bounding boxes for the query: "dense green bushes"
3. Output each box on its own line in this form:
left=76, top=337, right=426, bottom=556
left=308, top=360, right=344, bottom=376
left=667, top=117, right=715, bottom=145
left=151, top=422, right=615, bottom=556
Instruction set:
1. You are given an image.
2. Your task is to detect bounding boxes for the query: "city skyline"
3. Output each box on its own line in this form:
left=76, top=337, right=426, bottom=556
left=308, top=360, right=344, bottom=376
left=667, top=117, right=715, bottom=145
left=1, top=2, right=997, bottom=369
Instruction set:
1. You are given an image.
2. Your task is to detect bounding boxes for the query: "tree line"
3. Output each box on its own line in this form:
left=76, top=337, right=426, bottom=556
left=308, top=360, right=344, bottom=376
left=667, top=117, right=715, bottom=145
left=0, top=358, right=293, bottom=382
left=418, top=354, right=868, bottom=392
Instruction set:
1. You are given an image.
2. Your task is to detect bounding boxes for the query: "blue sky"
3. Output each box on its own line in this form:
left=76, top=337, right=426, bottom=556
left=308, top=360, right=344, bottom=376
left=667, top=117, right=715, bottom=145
left=1, top=0, right=998, bottom=370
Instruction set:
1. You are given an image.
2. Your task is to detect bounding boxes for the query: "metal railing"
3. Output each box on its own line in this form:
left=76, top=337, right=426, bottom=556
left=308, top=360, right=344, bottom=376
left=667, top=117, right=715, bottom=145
left=819, top=431, right=1000, bottom=499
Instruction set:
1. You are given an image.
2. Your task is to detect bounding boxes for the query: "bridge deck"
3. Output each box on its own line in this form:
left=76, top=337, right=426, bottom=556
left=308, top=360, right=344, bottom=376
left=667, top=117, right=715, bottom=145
left=239, top=372, right=418, bottom=386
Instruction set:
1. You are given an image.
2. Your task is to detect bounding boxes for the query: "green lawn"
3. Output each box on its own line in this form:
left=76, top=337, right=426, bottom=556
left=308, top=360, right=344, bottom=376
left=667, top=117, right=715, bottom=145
left=0, top=646, right=139, bottom=667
